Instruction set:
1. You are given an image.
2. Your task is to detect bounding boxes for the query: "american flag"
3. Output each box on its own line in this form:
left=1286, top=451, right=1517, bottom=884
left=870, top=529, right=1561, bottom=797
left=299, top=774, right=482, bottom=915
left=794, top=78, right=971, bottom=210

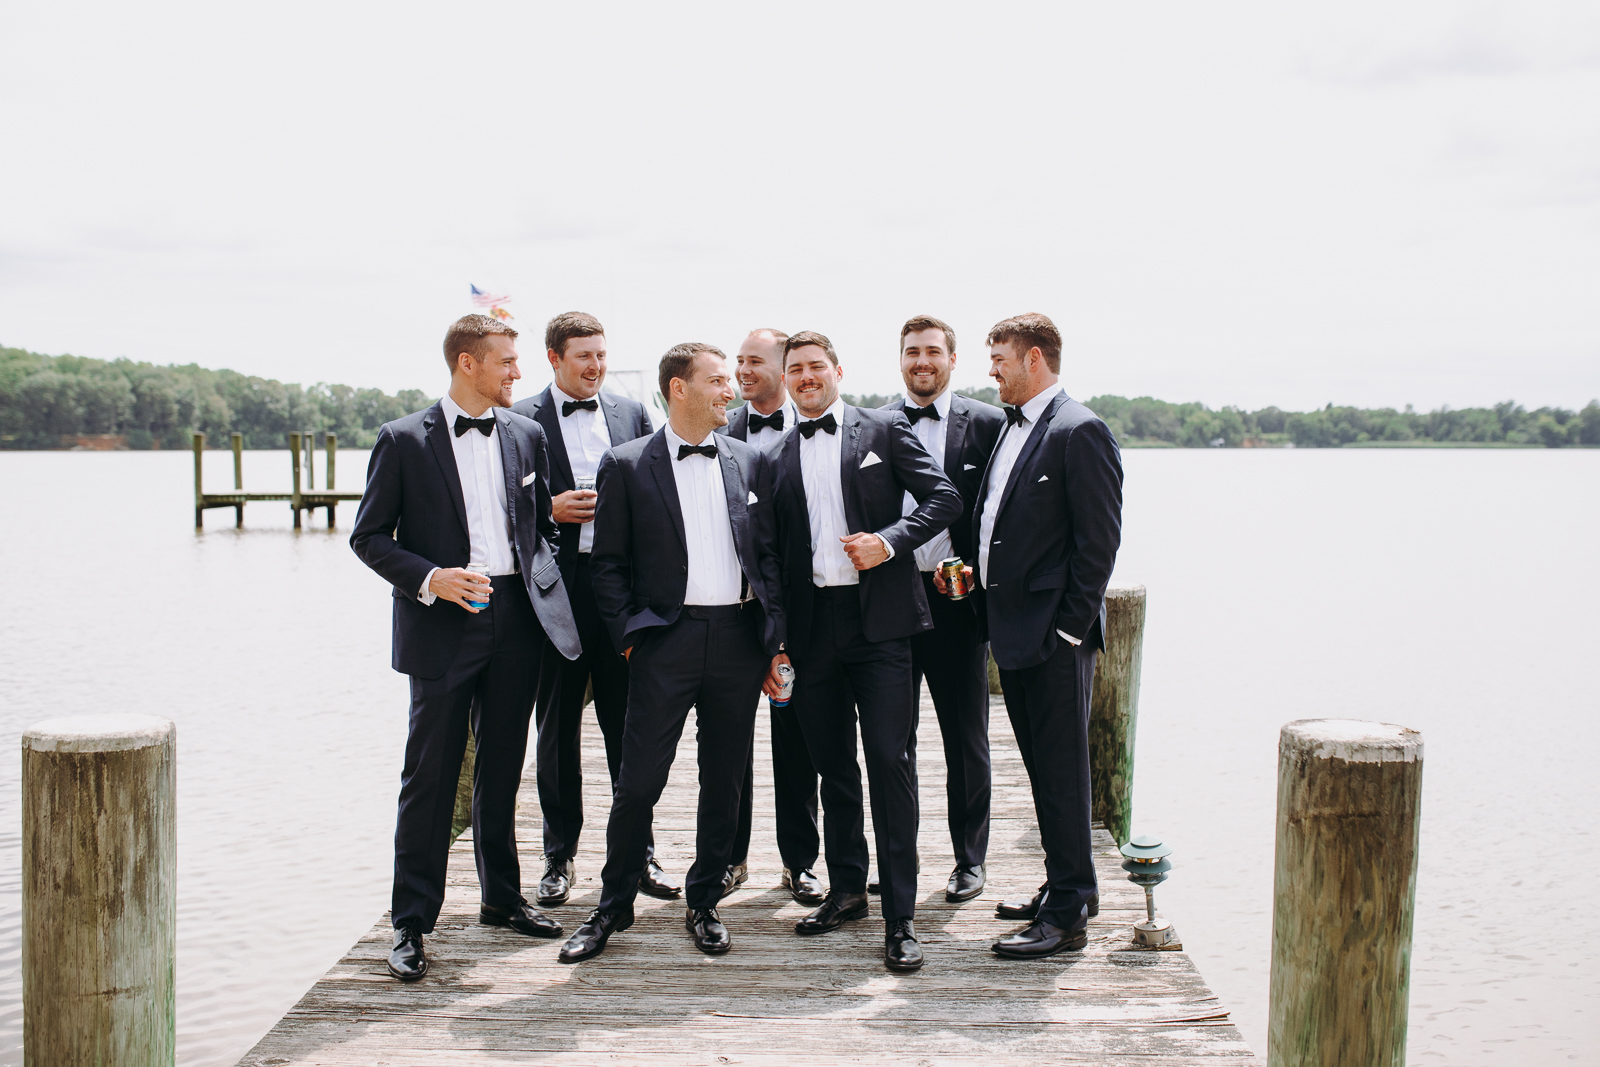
left=470, top=284, right=513, bottom=319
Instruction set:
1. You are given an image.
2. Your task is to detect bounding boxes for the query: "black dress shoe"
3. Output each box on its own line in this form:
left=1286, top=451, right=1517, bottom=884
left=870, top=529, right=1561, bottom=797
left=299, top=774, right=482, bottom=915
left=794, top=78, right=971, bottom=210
left=884, top=917, right=924, bottom=972
left=686, top=907, right=731, bottom=955
left=992, top=919, right=1088, bottom=959
left=995, top=886, right=1100, bottom=920
left=945, top=864, right=986, bottom=903
left=536, top=857, right=574, bottom=907
left=794, top=891, right=869, bottom=936
left=480, top=900, right=563, bottom=939
left=782, top=867, right=827, bottom=906
left=720, top=863, right=749, bottom=900
left=638, top=858, right=682, bottom=899
left=558, top=909, right=633, bottom=963
left=388, top=925, right=427, bottom=982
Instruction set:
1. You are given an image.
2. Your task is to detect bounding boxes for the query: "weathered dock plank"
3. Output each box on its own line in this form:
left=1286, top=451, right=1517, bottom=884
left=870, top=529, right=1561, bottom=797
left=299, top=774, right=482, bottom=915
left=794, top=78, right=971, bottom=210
left=240, top=694, right=1256, bottom=1065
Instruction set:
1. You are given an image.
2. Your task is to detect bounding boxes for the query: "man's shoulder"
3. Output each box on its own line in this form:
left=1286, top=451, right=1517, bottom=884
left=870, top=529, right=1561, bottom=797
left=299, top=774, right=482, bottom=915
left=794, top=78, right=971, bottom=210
left=1051, top=394, right=1109, bottom=432
left=601, top=389, right=649, bottom=424
left=717, top=432, right=762, bottom=461
left=509, top=387, right=550, bottom=420
left=953, top=392, right=1006, bottom=424
left=500, top=408, right=544, bottom=441
left=381, top=403, right=440, bottom=441
left=606, top=428, right=660, bottom=467
left=846, top=403, right=903, bottom=430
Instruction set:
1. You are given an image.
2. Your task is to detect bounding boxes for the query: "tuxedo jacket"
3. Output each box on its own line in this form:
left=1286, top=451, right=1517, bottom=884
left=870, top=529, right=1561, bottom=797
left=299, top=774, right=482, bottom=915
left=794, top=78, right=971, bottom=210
left=721, top=404, right=754, bottom=441
left=350, top=402, right=582, bottom=679
left=974, top=392, right=1123, bottom=669
left=589, top=429, right=787, bottom=658
left=769, top=404, right=963, bottom=653
left=878, top=393, right=1006, bottom=565
left=509, top=385, right=652, bottom=568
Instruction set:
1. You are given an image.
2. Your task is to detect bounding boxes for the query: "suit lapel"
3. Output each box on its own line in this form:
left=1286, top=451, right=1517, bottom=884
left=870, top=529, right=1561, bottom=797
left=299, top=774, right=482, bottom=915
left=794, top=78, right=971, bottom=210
left=727, top=406, right=748, bottom=441
left=716, top=436, right=751, bottom=574
left=497, top=412, right=521, bottom=542
left=995, top=392, right=1066, bottom=522
left=423, top=403, right=470, bottom=541
left=646, top=431, right=687, bottom=553
left=533, top=387, right=574, bottom=491
left=943, top=395, right=969, bottom=476
left=600, top=391, right=630, bottom=446
left=839, top=404, right=863, bottom=528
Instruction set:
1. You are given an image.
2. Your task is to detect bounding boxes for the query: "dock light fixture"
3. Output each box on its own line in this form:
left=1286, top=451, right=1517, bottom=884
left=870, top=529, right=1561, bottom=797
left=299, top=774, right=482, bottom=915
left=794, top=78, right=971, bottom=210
left=1120, top=834, right=1176, bottom=948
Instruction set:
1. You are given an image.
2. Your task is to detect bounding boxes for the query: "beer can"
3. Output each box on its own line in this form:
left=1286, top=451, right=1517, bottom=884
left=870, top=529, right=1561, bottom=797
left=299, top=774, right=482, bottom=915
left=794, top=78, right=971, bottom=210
left=770, top=663, right=796, bottom=708
left=939, top=557, right=969, bottom=600
left=466, top=563, right=491, bottom=610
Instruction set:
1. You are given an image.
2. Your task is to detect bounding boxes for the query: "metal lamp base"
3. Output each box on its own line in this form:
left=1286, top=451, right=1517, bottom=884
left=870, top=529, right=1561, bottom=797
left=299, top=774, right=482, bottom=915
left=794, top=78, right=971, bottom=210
left=1132, top=918, right=1177, bottom=948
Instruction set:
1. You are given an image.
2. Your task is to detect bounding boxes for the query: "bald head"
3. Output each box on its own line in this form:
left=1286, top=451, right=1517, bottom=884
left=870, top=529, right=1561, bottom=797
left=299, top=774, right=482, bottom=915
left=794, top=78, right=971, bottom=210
left=735, top=328, right=789, bottom=414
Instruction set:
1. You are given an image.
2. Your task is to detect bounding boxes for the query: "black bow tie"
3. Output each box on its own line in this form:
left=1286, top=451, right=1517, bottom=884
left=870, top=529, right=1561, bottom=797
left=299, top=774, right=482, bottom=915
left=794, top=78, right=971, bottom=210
left=747, top=409, right=785, bottom=433
left=1004, top=405, right=1027, bottom=428
left=904, top=403, right=941, bottom=424
left=797, top=413, right=838, bottom=439
left=561, top=398, right=599, bottom=417
left=677, top=444, right=718, bottom=460
left=453, top=415, right=495, bottom=437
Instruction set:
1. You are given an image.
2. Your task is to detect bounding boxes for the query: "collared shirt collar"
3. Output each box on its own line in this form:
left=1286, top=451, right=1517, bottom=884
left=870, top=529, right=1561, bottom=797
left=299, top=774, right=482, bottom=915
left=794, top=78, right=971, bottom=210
left=746, top=396, right=795, bottom=420
left=903, top=388, right=953, bottom=418
left=800, top=396, right=847, bottom=430
left=549, top=381, right=600, bottom=411
left=664, top=421, right=716, bottom=452
left=1019, top=381, right=1064, bottom=424
left=440, top=392, right=498, bottom=429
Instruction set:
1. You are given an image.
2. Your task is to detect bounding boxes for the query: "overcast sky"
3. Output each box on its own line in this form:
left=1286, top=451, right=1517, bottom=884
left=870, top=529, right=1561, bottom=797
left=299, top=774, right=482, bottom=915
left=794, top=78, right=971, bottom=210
left=2, top=1, right=1596, bottom=411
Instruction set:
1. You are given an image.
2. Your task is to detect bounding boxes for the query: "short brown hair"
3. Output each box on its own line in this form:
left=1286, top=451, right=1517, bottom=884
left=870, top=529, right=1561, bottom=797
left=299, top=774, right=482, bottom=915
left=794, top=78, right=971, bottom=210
left=443, top=314, right=518, bottom=370
left=986, top=313, right=1061, bottom=373
left=900, top=315, right=956, bottom=354
left=658, top=342, right=727, bottom=406
left=749, top=328, right=790, bottom=351
left=783, top=330, right=838, bottom=366
left=545, top=311, right=605, bottom=357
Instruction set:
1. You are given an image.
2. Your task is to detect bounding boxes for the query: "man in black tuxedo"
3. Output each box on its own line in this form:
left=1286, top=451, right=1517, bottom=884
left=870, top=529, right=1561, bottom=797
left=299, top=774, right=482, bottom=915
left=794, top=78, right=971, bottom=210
left=716, top=327, right=824, bottom=907
left=769, top=331, right=961, bottom=972
left=558, top=343, right=789, bottom=962
left=509, top=312, right=678, bottom=906
left=944, top=312, right=1123, bottom=960
left=351, top=314, right=582, bottom=981
left=880, top=315, right=1005, bottom=904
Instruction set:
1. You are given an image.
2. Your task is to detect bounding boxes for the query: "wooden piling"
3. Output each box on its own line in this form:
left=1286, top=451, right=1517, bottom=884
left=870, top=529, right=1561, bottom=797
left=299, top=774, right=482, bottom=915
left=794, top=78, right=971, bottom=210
left=1089, top=584, right=1147, bottom=845
left=1268, top=719, right=1423, bottom=1067
left=289, top=432, right=303, bottom=529
left=191, top=432, right=205, bottom=528
left=22, top=714, right=176, bottom=1067
left=325, top=433, right=338, bottom=528
left=231, top=432, right=244, bottom=527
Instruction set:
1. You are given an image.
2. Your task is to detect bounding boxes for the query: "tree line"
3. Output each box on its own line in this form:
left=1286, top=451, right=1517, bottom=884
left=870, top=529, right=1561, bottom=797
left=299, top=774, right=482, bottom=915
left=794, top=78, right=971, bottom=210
left=2, top=344, right=1595, bottom=450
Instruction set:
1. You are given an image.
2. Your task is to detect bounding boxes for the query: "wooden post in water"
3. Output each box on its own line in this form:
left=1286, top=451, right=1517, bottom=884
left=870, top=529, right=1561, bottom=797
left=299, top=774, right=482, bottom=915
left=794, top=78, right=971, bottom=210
left=303, top=429, right=314, bottom=490
left=325, top=432, right=338, bottom=528
left=1089, top=584, right=1146, bottom=845
left=1269, top=719, right=1423, bottom=1067
left=289, top=432, right=303, bottom=529
left=191, top=432, right=205, bottom=528
left=231, top=432, right=244, bottom=527
left=22, top=715, right=176, bottom=1067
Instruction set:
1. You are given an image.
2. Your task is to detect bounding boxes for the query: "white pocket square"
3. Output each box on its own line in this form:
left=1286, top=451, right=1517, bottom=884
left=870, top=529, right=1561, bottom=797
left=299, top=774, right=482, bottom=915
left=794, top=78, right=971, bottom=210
left=1037, top=474, right=1049, bottom=482
left=860, top=451, right=882, bottom=469
left=748, top=490, right=758, bottom=504
left=521, top=471, right=538, bottom=487
left=963, top=463, right=976, bottom=471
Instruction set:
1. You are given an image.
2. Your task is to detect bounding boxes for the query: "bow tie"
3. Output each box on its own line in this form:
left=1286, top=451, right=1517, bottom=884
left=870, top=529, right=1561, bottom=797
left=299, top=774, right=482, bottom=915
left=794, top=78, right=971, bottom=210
left=1004, top=405, right=1027, bottom=428
left=797, top=413, right=838, bottom=439
left=677, top=443, right=718, bottom=460
left=747, top=409, right=785, bottom=433
left=561, top=398, right=599, bottom=417
left=903, top=403, right=941, bottom=424
left=454, top=415, right=495, bottom=437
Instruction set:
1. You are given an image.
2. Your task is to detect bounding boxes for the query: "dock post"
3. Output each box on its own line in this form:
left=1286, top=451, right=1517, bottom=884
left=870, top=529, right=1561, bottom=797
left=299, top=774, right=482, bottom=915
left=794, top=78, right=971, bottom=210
left=289, top=432, right=302, bottom=529
left=325, top=433, right=337, bottom=528
left=303, top=429, right=314, bottom=490
left=231, top=432, right=244, bottom=527
left=192, top=433, right=205, bottom=528
left=1268, top=719, right=1423, bottom=1067
left=1089, top=584, right=1146, bottom=845
left=22, top=715, right=176, bottom=1067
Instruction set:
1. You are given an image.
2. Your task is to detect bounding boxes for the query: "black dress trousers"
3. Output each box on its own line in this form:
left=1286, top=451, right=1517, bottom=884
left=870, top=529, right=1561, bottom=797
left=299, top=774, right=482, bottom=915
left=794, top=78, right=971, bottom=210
left=393, top=575, right=546, bottom=933
left=996, top=638, right=1100, bottom=931
left=596, top=605, right=766, bottom=915
left=792, top=587, right=919, bottom=922
left=533, top=555, right=643, bottom=862
left=909, top=571, right=992, bottom=870
left=731, top=694, right=821, bottom=872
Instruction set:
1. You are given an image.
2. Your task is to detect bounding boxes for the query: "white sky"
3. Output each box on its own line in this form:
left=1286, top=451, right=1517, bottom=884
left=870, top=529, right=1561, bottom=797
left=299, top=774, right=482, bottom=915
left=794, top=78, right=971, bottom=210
left=2, top=1, right=1597, bottom=411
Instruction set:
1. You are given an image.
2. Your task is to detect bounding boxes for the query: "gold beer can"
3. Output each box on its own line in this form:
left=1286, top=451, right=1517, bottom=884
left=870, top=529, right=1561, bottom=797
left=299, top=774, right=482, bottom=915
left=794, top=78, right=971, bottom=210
left=939, top=557, right=969, bottom=600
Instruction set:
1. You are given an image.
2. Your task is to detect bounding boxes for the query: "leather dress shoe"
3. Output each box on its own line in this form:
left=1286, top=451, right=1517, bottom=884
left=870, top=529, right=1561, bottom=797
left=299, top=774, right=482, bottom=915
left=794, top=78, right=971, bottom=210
left=720, top=863, right=749, bottom=900
left=638, top=858, right=682, bottom=899
left=536, top=857, right=574, bottom=907
left=388, top=925, right=427, bottom=981
left=945, top=864, right=986, bottom=903
left=686, top=907, right=731, bottom=955
left=995, top=886, right=1100, bottom=920
left=479, top=900, right=563, bottom=939
left=884, top=918, right=925, bottom=972
left=992, top=919, right=1088, bottom=959
left=795, top=891, right=869, bottom=936
left=782, top=867, right=826, bottom=906
left=558, top=909, right=633, bottom=963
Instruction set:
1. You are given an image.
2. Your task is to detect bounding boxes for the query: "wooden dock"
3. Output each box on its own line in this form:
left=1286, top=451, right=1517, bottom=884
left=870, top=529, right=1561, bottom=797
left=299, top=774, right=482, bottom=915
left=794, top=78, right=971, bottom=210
left=193, top=431, right=362, bottom=529
left=239, top=693, right=1257, bottom=1066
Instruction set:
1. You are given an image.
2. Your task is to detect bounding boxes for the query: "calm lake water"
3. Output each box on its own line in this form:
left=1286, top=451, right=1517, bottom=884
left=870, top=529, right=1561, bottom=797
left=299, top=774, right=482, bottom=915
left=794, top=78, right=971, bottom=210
left=0, top=447, right=1595, bottom=1064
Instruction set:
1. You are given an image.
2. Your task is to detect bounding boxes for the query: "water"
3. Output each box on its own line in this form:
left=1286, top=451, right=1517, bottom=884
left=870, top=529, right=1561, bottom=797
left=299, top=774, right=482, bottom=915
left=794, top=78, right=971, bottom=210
left=0, top=447, right=1596, bottom=1064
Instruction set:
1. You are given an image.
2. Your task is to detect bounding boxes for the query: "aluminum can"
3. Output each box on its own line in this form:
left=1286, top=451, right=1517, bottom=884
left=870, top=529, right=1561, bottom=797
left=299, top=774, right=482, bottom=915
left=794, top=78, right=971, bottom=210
left=574, top=476, right=596, bottom=493
left=466, top=563, right=491, bottom=609
left=770, top=663, right=796, bottom=708
left=939, top=557, right=970, bottom=600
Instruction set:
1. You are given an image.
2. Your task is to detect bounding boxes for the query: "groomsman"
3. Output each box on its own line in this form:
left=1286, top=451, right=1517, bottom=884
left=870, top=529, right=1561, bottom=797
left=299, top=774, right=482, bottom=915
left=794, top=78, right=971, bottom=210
left=351, top=314, right=580, bottom=981
left=881, top=316, right=1005, bottom=903
left=717, top=327, right=824, bottom=906
left=946, top=312, right=1123, bottom=959
left=769, top=331, right=961, bottom=972
left=558, top=343, right=789, bottom=962
left=511, top=312, right=679, bottom=906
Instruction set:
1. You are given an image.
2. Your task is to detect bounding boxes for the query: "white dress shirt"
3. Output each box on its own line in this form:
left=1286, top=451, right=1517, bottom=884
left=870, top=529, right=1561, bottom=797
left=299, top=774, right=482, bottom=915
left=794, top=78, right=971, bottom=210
left=418, top=394, right=516, bottom=605
left=664, top=424, right=744, bottom=605
left=799, top=398, right=863, bottom=587
left=550, top=382, right=613, bottom=553
left=742, top=398, right=797, bottom=451
left=900, top=388, right=954, bottom=572
left=977, top=382, right=1079, bottom=645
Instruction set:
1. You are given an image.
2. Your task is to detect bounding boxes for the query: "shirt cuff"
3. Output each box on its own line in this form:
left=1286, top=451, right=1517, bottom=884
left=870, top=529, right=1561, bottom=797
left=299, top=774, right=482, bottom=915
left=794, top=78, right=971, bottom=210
left=419, top=568, right=439, bottom=605
left=1056, top=628, right=1082, bottom=646
left=876, top=533, right=896, bottom=560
